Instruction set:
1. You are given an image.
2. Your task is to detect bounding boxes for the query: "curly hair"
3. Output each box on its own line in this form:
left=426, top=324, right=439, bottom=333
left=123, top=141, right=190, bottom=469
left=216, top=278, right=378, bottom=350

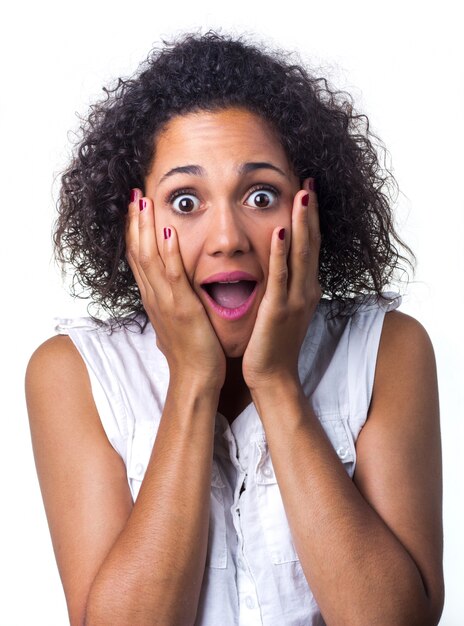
left=54, top=28, right=414, bottom=332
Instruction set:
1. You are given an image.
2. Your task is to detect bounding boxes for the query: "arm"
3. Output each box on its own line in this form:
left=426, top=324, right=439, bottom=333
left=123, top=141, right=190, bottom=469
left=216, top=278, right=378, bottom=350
left=242, top=180, right=443, bottom=624
left=250, top=311, right=444, bottom=626
left=26, top=334, right=220, bottom=626
left=27, top=181, right=226, bottom=626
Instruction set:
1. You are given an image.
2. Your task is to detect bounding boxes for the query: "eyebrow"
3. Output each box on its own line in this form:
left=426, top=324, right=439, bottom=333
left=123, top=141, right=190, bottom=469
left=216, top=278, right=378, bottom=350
left=158, top=161, right=288, bottom=185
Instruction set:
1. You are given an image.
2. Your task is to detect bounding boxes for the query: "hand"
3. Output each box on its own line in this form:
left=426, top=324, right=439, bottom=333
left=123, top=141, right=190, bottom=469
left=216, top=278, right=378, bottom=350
left=242, top=178, right=321, bottom=391
left=125, top=190, right=226, bottom=390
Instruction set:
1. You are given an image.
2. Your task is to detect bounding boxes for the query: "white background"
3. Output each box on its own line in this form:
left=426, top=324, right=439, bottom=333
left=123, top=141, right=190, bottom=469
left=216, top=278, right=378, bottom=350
left=1, top=0, right=462, bottom=624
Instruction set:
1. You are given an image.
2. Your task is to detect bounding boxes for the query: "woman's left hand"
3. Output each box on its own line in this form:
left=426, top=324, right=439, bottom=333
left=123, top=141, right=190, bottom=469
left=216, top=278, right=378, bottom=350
left=242, top=178, right=321, bottom=391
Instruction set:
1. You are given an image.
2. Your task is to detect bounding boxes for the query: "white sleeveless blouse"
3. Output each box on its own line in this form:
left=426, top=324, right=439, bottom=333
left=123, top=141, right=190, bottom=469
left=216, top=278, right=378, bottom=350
left=55, top=292, right=401, bottom=626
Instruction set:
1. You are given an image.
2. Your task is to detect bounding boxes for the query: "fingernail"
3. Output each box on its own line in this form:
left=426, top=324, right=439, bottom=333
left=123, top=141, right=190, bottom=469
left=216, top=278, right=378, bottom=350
left=164, top=227, right=171, bottom=239
left=130, top=189, right=137, bottom=203
left=139, top=198, right=146, bottom=211
left=308, top=178, right=316, bottom=192
left=278, top=228, right=285, bottom=240
left=302, top=193, right=309, bottom=206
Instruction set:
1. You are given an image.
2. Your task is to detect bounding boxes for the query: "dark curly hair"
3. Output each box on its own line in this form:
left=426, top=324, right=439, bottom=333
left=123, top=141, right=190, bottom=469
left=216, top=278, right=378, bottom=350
left=54, top=28, right=414, bottom=332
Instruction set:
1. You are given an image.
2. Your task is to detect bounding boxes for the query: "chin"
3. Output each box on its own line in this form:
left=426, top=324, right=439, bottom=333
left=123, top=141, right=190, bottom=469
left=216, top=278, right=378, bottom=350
left=218, top=334, right=249, bottom=359
left=223, top=344, right=246, bottom=358
left=211, top=316, right=255, bottom=360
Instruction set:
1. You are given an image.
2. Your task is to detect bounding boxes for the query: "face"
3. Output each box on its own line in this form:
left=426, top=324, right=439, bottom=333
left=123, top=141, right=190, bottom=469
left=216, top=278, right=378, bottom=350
left=144, top=107, right=301, bottom=357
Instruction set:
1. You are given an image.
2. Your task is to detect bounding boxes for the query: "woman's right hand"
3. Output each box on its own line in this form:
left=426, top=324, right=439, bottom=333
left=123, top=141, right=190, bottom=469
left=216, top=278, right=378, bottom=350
left=125, top=189, right=226, bottom=391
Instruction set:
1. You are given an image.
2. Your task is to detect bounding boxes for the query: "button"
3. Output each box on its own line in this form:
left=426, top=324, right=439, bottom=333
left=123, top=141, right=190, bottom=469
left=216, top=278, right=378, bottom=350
left=337, top=446, right=348, bottom=459
left=237, top=557, right=244, bottom=570
left=245, top=596, right=255, bottom=609
left=135, top=463, right=144, bottom=476
left=262, top=466, right=274, bottom=478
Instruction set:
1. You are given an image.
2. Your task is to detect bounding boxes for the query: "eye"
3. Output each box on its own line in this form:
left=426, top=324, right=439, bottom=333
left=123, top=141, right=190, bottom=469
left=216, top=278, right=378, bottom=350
left=168, top=188, right=201, bottom=215
left=245, top=184, right=280, bottom=209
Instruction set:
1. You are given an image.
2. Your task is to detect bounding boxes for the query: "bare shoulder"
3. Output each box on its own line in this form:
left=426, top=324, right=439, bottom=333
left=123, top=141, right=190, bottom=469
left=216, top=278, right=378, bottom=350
left=353, top=309, right=444, bottom=620
left=25, top=331, right=124, bottom=470
left=380, top=309, right=436, bottom=362
left=26, top=333, right=85, bottom=383
left=373, top=309, right=438, bottom=406
left=25, top=333, right=96, bottom=431
left=25, top=331, right=123, bottom=476
left=25, top=334, right=132, bottom=624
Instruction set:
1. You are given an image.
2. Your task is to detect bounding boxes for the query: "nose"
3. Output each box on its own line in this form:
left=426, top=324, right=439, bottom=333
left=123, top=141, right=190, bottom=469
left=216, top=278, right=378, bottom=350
left=204, top=202, right=251, bottom=257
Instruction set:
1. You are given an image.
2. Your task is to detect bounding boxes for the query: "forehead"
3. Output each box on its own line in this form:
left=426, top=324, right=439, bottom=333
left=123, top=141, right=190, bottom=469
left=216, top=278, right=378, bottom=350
left=151, top=107, right=292, bottom=178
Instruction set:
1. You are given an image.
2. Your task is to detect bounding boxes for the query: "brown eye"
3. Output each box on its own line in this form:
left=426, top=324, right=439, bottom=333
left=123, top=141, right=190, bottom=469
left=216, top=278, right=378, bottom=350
left=169, top=190, right=201, bottom=214
left=246, top=185, right=279, bottom=209
left=255, top=192, right=270, bottom=207
left=177, top=197, right=196, bottom=212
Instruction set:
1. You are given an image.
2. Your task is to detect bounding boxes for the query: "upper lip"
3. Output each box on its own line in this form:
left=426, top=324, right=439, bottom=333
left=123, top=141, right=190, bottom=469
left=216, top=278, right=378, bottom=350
left=201, top=271, right=258, bottom=284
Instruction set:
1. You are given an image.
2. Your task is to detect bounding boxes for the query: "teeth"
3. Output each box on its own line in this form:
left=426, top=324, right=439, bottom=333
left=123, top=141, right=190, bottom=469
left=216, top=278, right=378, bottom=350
left=218, top=280, right=240, bottom=284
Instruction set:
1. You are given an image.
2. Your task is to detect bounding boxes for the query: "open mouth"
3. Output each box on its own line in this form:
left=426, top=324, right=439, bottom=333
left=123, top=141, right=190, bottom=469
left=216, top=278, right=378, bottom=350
left=202, top=280, right=257, bottom=309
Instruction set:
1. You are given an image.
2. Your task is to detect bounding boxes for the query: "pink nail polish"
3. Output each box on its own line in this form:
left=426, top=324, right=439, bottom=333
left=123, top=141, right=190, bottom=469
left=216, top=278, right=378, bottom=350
left=130, top=189, right=137, bottom=203
left=278, top=228, right=285, bottom=240
left=302, top=193, right=309, bottom=206
left=307, top=179, right=316, bottom=192
left=164, top=227, right=171, bottom=239
left=139, top=199, right=146, bottom=211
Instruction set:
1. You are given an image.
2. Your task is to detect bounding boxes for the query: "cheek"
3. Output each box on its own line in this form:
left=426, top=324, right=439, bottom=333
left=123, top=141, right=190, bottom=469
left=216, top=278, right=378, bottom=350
left=170, top=225, right=200, bottom=281
left=153, top=210, right=197, bottom=277
left=251, top=225, right=275, bottom=283
left=256, top=210, right=293, bottom=263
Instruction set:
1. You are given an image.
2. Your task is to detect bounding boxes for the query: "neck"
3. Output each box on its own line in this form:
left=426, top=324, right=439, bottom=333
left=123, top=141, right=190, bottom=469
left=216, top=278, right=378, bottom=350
left=218, top=356, right=251, bottom=424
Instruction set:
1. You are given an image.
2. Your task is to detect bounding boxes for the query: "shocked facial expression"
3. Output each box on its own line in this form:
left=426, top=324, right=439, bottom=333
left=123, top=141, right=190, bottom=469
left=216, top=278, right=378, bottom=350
left=144, top=107, right=301, bottom=357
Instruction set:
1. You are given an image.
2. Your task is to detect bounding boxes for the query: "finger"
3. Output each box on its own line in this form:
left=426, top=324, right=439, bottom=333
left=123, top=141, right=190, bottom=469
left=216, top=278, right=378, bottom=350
left=125, top=189, right=148, bottom=300
left=264, top=226, right=288, bottom=307
left=288, top=183, right=311, bottom=295
left=305, top=178, right=321, bottom=281
left=125, top=189, right=142, bottom=247
left=289, top=178, right=320, bottom=298
left=138, top=195, right=165, bottom=291
left=163, top=226, right=198, bottom=306
left=130, top=187, right=142, bottom=208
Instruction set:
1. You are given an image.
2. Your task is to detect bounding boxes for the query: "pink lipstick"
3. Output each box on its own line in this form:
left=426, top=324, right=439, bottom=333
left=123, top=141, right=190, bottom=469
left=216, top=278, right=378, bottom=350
left=200, top=271, right=259, bottom=321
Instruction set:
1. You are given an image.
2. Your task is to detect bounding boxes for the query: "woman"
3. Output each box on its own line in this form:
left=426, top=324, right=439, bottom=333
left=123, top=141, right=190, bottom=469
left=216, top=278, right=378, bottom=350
left=25, top=30, right=444, bottom=625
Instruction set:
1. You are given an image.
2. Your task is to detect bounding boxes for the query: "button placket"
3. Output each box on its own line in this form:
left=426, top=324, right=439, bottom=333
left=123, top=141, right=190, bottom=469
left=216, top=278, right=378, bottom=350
left=127, top=423, right=156, bottom=501
left=237, top=566, right=261, bottom=622
left=262, top=465, right=274, bottom=479
left=255, top=441, right=277, bottom=485
left=206, top=459, right=228, bottom=569
left=245, top=595, right=256, bottom=610
left=255, top=441, right=300, bottom=564
left=318, top=415, right=356, bottom=476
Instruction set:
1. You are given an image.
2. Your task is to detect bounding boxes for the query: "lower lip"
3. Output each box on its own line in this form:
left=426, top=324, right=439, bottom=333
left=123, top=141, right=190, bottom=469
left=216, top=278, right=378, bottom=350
left=202, top=284, right=259, bottom=321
